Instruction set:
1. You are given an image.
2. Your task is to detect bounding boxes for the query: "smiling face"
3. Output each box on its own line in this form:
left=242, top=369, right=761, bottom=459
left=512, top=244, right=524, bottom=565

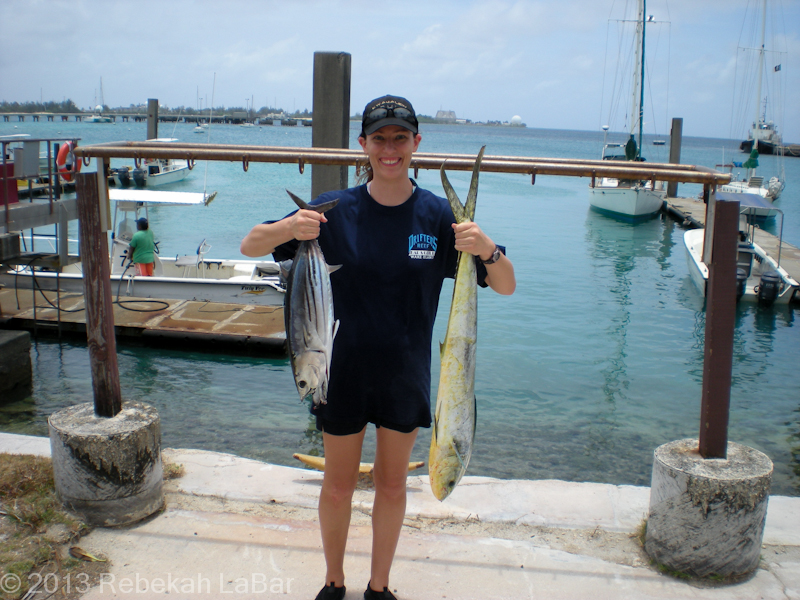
left=358, top=125, right=421, bottom=184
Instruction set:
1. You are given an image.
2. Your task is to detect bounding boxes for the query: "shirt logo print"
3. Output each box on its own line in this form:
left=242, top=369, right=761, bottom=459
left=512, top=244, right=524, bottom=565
left=408, top=233, right=437, bottom=260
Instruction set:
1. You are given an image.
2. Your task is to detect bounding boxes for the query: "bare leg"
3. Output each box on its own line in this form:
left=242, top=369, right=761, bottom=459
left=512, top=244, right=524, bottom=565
left=318, top=427, right=365, bottom=588
left=369, top=427, right=418, bottom=591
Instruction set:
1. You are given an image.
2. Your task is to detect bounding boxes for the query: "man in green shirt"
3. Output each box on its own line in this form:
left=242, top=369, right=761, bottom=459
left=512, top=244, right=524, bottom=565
left=129, top=218, right=156, bottom=276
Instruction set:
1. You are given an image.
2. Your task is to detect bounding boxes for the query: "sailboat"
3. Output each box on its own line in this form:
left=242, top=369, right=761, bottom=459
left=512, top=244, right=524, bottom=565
left=589, top=0, right=666, bottom=221
left=722, top=0, right=786, bottom=209
left=84, top=77, right=112, bottom=124
left=737, top=1, right=784, bottom=156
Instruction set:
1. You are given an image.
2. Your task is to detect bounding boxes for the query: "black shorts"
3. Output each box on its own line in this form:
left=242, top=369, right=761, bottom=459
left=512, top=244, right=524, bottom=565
left=315, top=415, right=421, bottom=436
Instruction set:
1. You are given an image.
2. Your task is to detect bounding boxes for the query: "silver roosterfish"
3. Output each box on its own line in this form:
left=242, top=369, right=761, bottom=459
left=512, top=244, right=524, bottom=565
left=283, top=190, right=340, bottom=407
left=428, top=146, right=486, bottom=502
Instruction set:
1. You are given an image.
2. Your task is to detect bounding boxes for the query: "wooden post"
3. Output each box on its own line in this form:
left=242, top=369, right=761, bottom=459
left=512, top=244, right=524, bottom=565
left=699, top=197, right=739, bottom=458
left=75, top=172, right=122, bottom=418
left=667, top=118, right=683, bottom=198
left=147, top=99, right=159, bottom=140
left=311, top=52, right=351, bottom=199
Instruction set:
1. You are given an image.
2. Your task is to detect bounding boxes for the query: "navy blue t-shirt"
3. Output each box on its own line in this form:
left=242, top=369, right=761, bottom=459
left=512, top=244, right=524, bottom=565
left=273, top=182, right=489, bottom=430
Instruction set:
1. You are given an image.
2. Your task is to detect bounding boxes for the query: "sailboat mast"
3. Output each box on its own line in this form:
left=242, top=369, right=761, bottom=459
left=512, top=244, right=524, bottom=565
left=638, top=0, right=646, bottom=158
left=754, top=0, right=767, bottom=133
left=630, top=0, right=643, bottom=139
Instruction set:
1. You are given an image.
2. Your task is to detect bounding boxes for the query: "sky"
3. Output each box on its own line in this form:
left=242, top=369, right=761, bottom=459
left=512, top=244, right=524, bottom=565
left=1, top=0, right=798, bottom=141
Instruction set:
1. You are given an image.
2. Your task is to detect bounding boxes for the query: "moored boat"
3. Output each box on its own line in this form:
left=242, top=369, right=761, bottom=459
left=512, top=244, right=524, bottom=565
left=1, top=189, right=285, bottom=306
left=589, top=1, right=667, bottom=221
left=683, top=207, right=798, bottom=307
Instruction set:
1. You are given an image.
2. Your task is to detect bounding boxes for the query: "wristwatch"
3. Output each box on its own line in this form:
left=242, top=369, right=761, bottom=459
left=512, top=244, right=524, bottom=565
left=481, top=245, right=502, bottom=265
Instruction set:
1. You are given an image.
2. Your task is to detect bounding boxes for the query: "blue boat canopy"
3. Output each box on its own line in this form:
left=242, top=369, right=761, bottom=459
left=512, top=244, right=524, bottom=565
left=715, top=191, right=774, bottom=213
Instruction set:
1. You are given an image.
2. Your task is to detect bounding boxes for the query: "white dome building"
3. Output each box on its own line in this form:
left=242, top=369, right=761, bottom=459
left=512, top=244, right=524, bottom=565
left=510, top=115, right=524, bottom=126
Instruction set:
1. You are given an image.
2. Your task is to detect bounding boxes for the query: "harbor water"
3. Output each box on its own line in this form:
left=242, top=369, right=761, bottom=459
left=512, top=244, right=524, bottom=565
left=1, top=118, right=798, bottom=496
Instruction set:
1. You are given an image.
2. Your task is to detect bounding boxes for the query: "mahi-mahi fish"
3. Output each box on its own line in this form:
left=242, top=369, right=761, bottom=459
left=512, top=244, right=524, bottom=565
left=283, top=190, right=340, bottom=406
left=428, top=146, right=486, bottom=501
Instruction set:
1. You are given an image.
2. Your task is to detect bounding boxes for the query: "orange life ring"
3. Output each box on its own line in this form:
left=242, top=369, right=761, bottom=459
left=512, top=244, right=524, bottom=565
left=57, top=141, right=81, bottom=182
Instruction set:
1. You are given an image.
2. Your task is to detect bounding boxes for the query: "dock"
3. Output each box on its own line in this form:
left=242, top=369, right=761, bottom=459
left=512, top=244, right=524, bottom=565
left=665, top=195, right=800, bottom=299
left=0, top=288, right=286, bottom=354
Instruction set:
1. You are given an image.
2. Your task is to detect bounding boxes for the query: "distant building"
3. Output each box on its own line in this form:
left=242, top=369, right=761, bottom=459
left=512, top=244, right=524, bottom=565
left=435, top=110, right=457, bottom=123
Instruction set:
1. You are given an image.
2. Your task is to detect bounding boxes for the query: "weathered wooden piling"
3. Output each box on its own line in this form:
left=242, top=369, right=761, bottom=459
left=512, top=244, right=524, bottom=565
left=147, top=99, right=159, bottom=140
left=48, top=171, right=163, bottom=527
left=0, top=329, right=32, bottom=403
left=667, top=118, right=683, bottom=198
left=311, top=51, right=351, bottom=198
left=645, top=197, right=773, bottom=577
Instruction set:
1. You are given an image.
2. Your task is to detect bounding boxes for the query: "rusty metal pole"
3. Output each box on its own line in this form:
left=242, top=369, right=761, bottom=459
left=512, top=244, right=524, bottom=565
left=699, top=196, right=739, bottom=458
left=75, top=172, right=122, bottom=418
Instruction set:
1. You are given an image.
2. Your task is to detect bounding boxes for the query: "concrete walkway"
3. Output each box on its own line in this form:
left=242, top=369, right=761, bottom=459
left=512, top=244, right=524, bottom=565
left=2, top=432, right=798, bottom=599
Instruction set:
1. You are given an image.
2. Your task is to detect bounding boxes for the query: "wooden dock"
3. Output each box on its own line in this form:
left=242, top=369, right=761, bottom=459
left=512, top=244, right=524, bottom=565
left=665, top=196, right=800, bottom=299
left=0, top=288, right=286, bottom=354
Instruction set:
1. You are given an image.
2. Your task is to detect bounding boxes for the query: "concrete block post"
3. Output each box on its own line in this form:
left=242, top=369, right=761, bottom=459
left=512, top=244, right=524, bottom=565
left=645, top=439, right=772, bottom=577
left=311, top=52, right=351, bottom=199
left=48, top=173, right=163, bottom=527
left=49, top=402, right=164, bottom=527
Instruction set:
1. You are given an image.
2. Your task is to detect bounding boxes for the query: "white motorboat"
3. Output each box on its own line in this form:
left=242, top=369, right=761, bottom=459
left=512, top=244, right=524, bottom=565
left=2, top=189, right=286, bottom=306
left=109, top=138, right=191, bottom=188
left=684, top=207, right=798, bottom=307
left=589, top=1, right=667, bottom=221
left=84, top=112, right=112, bottom=124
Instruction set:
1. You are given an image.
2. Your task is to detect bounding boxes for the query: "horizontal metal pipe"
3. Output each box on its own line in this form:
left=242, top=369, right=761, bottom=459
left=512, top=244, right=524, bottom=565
left=74, top=142, right=731, bottom=185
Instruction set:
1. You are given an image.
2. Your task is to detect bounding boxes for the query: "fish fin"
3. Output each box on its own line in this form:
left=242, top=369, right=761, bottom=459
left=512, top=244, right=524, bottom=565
left=432, top=414, right=438, bottom=444
left=464, top=146, right=486, bottom=222
left=451, top=440, right=466, bottom=470
left=279, top=260, right=293, bottom=280
left=472, top=395, right=478, bottom=441
left=332, top=319, right=340, bottom=340
left=286, top=190, right=340, bottom=214
left=439, top=162, right=465, bottom=223
left=439, top=340, right=444, bottom=358
left=328, top=263, right=342, bottom=274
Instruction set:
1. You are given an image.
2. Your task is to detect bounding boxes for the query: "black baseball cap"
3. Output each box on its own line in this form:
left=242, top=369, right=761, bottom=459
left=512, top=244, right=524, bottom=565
left=361, top=95, right=419, bottom=137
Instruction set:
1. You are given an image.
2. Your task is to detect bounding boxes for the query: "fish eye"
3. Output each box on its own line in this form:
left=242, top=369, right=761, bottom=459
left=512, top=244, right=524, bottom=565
left=448, top=480, right=455, bottom=489
left=298, top=380, right=307, bottom=388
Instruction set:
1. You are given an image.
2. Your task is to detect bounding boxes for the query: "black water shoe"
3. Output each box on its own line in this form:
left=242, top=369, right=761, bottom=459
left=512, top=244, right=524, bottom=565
left=364, top=582, right=397, bottom=599
left=315, top=582, right=346, bottom=600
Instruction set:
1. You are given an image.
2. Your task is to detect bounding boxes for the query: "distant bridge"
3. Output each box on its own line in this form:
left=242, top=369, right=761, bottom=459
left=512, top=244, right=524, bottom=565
left=0, top=113, right=309, bottom=125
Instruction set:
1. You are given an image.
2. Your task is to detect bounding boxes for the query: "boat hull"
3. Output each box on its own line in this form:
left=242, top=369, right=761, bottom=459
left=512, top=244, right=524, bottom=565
left=2, top=257, right=285, bottom=306
left=683, top=228, right=798, bottom=305
left=589, top=182, right=665, bottom=221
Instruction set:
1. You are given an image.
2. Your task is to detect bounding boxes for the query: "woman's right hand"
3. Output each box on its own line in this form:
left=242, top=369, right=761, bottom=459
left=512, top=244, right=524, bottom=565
left=290, top=209, right=327, bottom=241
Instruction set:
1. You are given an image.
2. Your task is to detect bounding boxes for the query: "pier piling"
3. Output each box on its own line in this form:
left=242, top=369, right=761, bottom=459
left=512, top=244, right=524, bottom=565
left=667, top=118, right=683, bottom=198
left=311, top=52, right=351, bottom=197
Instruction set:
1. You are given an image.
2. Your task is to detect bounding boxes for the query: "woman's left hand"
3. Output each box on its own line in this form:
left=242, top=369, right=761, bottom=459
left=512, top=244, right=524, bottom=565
left=452, top=221, right=495, bottom=262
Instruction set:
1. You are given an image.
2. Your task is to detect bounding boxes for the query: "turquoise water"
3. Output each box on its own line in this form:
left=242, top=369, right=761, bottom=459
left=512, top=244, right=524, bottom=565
left=2, top=119, right=799, bottom=496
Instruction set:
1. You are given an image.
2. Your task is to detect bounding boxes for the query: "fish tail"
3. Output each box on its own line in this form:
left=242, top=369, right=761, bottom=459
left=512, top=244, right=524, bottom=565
left=440, top=164, right=466, bottom=223
left=464, top=146, right=486, bottom=222
left=286, top=189, right=339, bottom=214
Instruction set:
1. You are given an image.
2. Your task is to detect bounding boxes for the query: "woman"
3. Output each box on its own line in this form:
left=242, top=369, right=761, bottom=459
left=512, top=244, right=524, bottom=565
left=240, top=95, right=515, bottom=600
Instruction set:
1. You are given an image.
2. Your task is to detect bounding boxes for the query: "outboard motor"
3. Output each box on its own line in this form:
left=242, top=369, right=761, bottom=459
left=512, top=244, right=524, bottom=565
left=132, top=168, right=147, bottom=188
left=117, top=167, right=131, bottom=188
left=736, top=268, right=747, bottom=301
left=757, top=270, right=781, bottom=307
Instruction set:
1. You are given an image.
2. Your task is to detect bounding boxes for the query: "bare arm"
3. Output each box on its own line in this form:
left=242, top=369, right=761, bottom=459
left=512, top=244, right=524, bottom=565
left=452, top=222, right=516, bottom=295
left=240, top=209, right=327, bottom=257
